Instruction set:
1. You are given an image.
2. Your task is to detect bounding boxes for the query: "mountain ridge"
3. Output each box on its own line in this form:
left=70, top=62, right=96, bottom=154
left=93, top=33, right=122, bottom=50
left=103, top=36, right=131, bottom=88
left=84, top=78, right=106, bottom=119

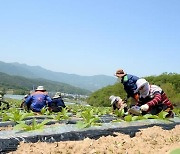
left=0, top=61, right=116, bottom=91
left=0, top=72, right=91, bottom=95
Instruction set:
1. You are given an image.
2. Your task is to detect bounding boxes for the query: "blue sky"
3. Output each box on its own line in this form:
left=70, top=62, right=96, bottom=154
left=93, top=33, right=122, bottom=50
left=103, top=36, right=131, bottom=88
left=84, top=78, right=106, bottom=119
left=0, top=0, right=179, bottom=77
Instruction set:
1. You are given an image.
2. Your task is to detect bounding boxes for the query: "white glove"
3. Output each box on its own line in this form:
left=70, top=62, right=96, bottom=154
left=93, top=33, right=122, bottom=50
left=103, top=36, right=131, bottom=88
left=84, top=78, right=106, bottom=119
left=140, top=104, right=149, bottom=111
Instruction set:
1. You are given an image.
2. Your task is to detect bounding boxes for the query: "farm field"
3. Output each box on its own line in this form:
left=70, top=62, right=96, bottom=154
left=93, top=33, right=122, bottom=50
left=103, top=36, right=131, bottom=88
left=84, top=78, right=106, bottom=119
left=9, top=125, right=180, bottom=154
left=0, top=99, right=180, bottom=154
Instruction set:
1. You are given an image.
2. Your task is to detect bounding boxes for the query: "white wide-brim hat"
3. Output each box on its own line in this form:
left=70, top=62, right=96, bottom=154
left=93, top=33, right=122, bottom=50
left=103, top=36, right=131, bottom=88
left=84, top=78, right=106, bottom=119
left=53, top=92, right=61, bottom=98
left=109, top=95, right=122, bottom=105
left=35, top=86, right=46, bottom=91
left=136, top=78, right=149, bottom=91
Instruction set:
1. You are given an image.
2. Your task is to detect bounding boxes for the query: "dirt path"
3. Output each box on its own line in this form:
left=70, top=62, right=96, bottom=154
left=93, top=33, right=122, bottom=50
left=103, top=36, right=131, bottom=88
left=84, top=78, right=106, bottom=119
left=8, top=125, right=180, bottom=154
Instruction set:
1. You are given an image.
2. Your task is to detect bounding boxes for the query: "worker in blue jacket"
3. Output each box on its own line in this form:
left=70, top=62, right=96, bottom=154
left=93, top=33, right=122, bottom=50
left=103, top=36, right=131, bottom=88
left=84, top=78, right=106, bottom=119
left=115, top=69, right=139, bottom=102
left=25, top=86, right=52, bottom=112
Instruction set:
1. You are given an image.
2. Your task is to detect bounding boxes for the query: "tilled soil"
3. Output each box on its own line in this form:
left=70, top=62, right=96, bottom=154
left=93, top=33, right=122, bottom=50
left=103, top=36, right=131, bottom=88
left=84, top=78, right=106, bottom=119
left=0, top=125, right=13, bottom=131
left=8, top=125, right=180, bottom=154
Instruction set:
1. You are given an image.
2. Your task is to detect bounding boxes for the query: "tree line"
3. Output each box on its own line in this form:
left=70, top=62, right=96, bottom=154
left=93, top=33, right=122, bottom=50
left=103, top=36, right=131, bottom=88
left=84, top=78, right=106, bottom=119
left=87, top=73, right=180, bottom=107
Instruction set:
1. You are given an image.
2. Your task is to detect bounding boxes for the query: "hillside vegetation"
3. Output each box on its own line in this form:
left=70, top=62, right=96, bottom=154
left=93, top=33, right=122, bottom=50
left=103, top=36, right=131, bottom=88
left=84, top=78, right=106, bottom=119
left=0, top=72, right=91, bottom=95
left=87, top=73, right=180, bottom=107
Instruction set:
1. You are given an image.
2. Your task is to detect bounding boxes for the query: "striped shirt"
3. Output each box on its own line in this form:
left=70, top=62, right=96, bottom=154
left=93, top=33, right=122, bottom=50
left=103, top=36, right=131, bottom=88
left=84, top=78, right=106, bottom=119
left=138, top=85, right=173, bottom=110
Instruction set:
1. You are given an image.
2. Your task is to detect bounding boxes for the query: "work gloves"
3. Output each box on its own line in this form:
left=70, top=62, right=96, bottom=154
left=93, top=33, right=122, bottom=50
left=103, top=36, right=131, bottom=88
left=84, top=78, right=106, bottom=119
left=140, top=104, right=149, bottom=111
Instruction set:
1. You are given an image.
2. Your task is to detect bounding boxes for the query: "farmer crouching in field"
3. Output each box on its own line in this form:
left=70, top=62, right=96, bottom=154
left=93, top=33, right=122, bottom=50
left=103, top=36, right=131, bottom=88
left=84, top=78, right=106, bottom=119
left=25, top=86, right=52, bottom=113
left=50, top=92, right=66, bottom=112
left=115, top=69, right=139, bottom=103
left=134, top=78, right=174, bottom=118
left=109, top=95, right=128, bottom=114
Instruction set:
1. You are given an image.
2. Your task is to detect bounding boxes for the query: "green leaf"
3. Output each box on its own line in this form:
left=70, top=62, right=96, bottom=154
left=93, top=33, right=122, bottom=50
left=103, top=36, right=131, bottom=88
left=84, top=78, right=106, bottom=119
left=131, top=116, right=146, bottom=121
left=13, top=121, right=28, bottom=130
left=76, top=121, right=89, bottom=128
left=35, top=120, right=49, bottom=130
left=114, top=109, right=124, bottom=117
left=143, top=114, right=159, bottom=119
left=76, top=109, right=101, bottom=128
left=2, top=113, right=9, bottom=121
left=170, top=148, right=180, bottom=154
left=13, top=118, right=49, bottom=131
left=124, top=115, right=132, bottom=122
left=158, top=111, right=169, bottom=119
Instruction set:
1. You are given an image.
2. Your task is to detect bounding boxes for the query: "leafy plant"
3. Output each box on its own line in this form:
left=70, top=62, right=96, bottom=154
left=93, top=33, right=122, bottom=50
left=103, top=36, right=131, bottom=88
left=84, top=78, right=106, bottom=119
left=123, top=111, right=170, bottom=122
left=93, top=107, right=112, bottom=116
left=143, top=114, right=159, bottom=119
left=124, top=115, right=133, bottom=122
left=76, top=109, right=101, bottom=128
left=40, top=107, right=51, bottom=115
left=0, top=107, right=7, bottom=117
left=131, top=115, right=146, bottom=121
left=158, top=111, right=169, bottom=119
left=13, top=118, right=49, bottom=131
left=114, top=109, right=125, bottom=118
left=2, top=108, right=34, bottom=122
left=53, top=108, right=69, bottom=121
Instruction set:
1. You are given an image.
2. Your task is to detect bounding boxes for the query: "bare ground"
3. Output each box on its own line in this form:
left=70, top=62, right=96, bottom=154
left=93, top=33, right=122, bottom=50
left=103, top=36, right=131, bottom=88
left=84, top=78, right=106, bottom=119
left=6, top=125, right=180, bottom=154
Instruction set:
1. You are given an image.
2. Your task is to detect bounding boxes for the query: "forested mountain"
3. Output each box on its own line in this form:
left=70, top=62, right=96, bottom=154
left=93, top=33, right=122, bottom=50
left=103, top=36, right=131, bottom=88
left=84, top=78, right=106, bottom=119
left=0, top=61, right=116, bottom=91
left=87, top=73, right=180, bottom=107
left=0, top=72, right=91, bottom=95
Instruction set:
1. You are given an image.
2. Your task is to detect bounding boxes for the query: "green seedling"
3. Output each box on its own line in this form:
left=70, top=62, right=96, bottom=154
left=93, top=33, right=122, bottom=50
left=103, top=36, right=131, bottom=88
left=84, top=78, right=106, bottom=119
left=40, top=107, right=51, bottom=115
left=93, top=107, right=111, bottom=116
left=132, top=115, right=146, bottom=121
left=76, top=108, right=101, bottom=128
left=158, top=111, right=169, bottom=119
left=2, top=108, right=34, bottom=122
left=52, top=108, right=69, bottom=121
left=124, top=114, right=146, bottom=122
left=114, top=109, right=125, bottom=118
left=124, top=115, right=133, bottom=122
left=124, top=111, right=170, bottom=122
left=13, top=118, right=49, bottom=131
left=143, top=114, right=159, bottom=119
